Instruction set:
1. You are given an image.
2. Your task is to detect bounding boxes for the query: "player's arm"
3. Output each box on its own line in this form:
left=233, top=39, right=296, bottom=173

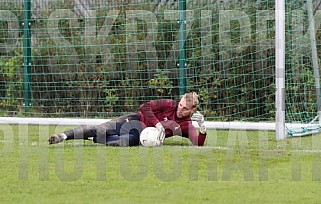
left=139, top=99, right=175, bottom=143
left=190, top=111, right=207, bottom=146
left=139, top=99, right=175, bottom=126
left=191, top=111, right=206, bottom=134
left=184, top=122, right=206, bottom=146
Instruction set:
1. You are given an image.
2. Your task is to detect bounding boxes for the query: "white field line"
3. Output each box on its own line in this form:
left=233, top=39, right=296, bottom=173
left=165, top=145, right=321, bottom=153
left=2, top=140, right=320, bottom=153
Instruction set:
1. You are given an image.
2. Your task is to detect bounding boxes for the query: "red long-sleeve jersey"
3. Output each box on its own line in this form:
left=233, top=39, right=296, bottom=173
left=138, top=99, right=206, bottom=146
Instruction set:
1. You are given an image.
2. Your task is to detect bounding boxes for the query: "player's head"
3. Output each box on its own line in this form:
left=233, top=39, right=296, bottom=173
left=176, top=92, right=199, bottom=118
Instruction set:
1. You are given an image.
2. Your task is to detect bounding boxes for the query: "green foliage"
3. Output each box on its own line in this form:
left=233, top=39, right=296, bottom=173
left=147, top=69, right=173, bottom=96
left=286, top=66, right=317, bottom=123
left=119, top=75, right=144, bottom=113
left=104, top=89, right=119, bottom=112
left=0, top=1, right=318, bottom=123
left=0, top=53, right=23, bottom=114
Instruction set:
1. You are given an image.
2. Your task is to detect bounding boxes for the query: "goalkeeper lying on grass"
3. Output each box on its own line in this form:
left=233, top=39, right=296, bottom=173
left=48, top=92, right=207, bottom=146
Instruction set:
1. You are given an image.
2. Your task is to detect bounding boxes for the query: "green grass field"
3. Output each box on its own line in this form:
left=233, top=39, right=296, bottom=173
left=1, top=124, right=321, bottom=203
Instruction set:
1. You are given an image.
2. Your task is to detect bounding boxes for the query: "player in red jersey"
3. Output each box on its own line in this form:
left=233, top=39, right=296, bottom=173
left=48, top=92, right=206, bottom=146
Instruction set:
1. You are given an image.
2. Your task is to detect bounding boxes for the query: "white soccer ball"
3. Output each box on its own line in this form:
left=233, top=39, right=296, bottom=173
left=140, top=127, right=161, bottom=147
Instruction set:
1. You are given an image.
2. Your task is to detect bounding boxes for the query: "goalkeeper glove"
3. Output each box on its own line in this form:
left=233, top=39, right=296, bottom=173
left=155, top=122, right=166, bottom=143
left=191, top=111, right=206, bottom=134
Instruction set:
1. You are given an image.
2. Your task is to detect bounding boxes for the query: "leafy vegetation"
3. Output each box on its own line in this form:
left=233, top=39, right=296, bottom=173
left=0, top=1, right=318, bottom=122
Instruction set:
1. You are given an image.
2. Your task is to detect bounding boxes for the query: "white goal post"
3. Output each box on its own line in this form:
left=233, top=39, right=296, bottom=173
left=275, top=0, right=286, bottom=140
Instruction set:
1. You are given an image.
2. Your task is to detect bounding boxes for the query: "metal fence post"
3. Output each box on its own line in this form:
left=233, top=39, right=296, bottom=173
left=179, top=0, right=187, bottom=96
left=23, top=0, right=32, bottom=112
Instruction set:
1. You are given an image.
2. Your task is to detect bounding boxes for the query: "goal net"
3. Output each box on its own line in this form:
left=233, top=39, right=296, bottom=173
left=283, top=0, right=321, bottom=137
left=0, top=0, right=320, bottom=138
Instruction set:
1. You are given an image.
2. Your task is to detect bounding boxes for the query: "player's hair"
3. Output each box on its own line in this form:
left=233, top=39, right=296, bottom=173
left=183, top=92, right=199, bottom=108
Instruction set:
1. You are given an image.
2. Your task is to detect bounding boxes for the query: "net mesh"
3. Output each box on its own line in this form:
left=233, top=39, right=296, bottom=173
left=0, top=0, right=319, bottom=130
left=285, top=1, right=321, bottom=135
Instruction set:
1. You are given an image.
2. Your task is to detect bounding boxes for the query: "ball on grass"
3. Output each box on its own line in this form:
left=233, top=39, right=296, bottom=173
left=140, top=127, right=162, bottom=147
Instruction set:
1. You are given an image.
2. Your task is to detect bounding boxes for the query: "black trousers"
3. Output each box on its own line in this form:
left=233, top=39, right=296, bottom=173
left=63, top=113, right=142, bottom=146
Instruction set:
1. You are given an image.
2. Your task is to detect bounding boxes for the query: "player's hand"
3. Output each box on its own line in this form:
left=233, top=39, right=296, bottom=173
left=155, top=122, right=165, bottom=143
left=191, top=111, right=206, bottom=134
